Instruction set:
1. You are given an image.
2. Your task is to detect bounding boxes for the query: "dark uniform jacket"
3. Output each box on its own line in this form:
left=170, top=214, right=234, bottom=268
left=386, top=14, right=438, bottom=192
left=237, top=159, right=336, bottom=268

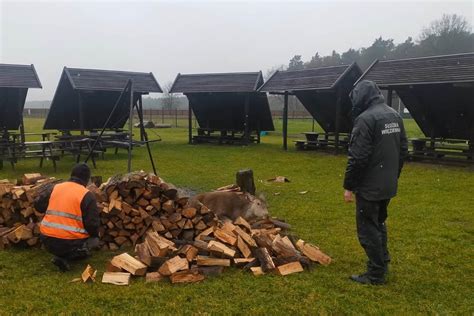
left=343, top=81, right=408, bottom=201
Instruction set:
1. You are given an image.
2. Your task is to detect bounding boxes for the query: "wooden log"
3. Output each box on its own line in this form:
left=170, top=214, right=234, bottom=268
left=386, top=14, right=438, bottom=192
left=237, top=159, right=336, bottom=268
left=106, top=261, right=123, bottom=272
left=198, top=266, right=224, bottom=277
left=182, top=207, right=197, bottom=219
left=145, top=272, right=164, bottom=283
left=110, top=253, right=147, bottom=276
left=102, top=272, right=131, bottom=285
left=196, top=256, right=230, bottom=267
left=234, top=258, right=255, bottom=265
left=81, top=264, right=97, bottom=282
left=22, top=173, right=44, bottom=185
left=236, top=236, right=252, bottom=258
left=233, top=226, right=257, bottom=247
left=214, top=228, right=237, bottom=246
left=234, top=216, right=252, bottom=232
left=250, top=266, right=264, bottom=276
left=271, top=235, right=298, bottom=258
left=254, top=248, right=275, bottom=272
left=207, top=240, right=236, bottom=258
left=295, top=239, right=332, bottom=266
left=170, top=268, right=205, bottom=284
left=158, top=256, right=189, bottom=276
left=178, top=244, right=199, bottom=262
left=276, top=261, right=304, bottom=276
left=236, top=169, right=256, bottom=195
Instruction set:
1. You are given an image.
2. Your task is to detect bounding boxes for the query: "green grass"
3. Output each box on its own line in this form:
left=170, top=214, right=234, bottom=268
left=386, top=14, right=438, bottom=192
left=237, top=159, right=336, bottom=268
left=0, top=118, right=473, bottom=315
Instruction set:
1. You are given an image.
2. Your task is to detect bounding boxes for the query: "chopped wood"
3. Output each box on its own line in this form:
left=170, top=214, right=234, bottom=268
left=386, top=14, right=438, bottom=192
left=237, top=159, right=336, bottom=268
left=295, top=239, right=332, bottom=266
left=198, top=266, right=224, bottom=276
left=81, top=264, right=97, bottom=283
left=182, top=207, right=197, bottom=219
left=102, top=272, right=131, bottom=285
left=235, top=235, right=251, bottom=258
left=234, top=216, right=252, bottom=231
left=233, top=226, right=257, bottom=247
left=145, top=272, right=164, bottom=283
left=276, top=261, right=304, bottom=276
left=214, top=228, right=237, bottom=246
left=170, top=268, right=205, bottom=284
left=254, top=248, right=275, bottom=272
left=250, top=266, right=264, bottom=276
left=196, top=256, right=230, bottom=267
left=110, top=253, right=147, bottom=276
left=207, top=240, right=236, bottom=258
left=234, top=258, right=255, bottom=265
left=158, top=256, right=189, bottom=276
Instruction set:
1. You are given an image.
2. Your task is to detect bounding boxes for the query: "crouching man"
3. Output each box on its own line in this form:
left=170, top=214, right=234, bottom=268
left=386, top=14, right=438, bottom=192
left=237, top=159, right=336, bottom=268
left=39, top=163, right=100, bottom=272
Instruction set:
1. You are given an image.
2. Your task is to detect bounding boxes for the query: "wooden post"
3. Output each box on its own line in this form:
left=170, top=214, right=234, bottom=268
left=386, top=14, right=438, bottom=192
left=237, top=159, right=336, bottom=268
left=18, top=89, right=25, bottom=144
left=188, top=100, right=192, bottom=144
left=244, top=93, right=250, bottom=144
left=78, top=91, right=85, bottom=135
left=127, top=80, right=134, bottom=173
left=138, top=97, right=144, bottom=141
left=387, top=89, right=393, bottom=108
left=236, top=169, right=256, bottom=195
left=283, top=92, right=289, bottom=151
left=334, top=88, right=342, bottom=154
left=312, top=119, right=315, bottom=132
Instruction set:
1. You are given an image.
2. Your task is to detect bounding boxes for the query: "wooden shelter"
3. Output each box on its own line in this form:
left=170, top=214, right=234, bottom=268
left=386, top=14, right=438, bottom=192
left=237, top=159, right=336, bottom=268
left=358, top=53, right=474, bottom=162
left=44, top=67, right=162, bottom=132
left=0, top=63, right=42, bottom=143
left=169, top=72, right=274, bottom=145
left=259, top=63, right=362, bottom=151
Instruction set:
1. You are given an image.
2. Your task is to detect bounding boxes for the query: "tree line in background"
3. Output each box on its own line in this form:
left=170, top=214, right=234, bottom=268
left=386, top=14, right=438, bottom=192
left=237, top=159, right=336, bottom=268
left=286, top=14, right=473, bottom=71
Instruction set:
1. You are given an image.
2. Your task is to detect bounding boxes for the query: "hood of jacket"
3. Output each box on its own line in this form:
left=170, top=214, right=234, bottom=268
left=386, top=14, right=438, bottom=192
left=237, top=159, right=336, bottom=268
left=349, top=80, right=385, bottom=119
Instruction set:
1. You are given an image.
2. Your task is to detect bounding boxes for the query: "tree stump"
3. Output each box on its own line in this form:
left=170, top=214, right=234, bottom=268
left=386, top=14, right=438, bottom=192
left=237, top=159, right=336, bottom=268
left=236, top=169, right=255, bottom=195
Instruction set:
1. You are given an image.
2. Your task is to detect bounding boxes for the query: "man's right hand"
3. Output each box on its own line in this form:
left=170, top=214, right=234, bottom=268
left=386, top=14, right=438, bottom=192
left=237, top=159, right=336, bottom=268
left=344, top=190, right=354, bottom=203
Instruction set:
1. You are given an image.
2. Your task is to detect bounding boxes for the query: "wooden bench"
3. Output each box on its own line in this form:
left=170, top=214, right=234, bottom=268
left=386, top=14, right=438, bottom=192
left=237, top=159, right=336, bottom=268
left=0, top=141, right=61, bottom=171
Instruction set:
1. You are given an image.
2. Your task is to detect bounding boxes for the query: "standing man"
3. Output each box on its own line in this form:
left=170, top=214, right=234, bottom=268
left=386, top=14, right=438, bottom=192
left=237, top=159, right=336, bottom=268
left=39, top=163, right=100, bottom=272
left=343, top=80, right=408, bottom=285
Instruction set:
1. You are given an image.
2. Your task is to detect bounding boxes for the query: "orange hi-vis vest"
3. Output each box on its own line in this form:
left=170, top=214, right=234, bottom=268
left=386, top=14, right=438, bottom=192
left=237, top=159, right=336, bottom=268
left=40, top=181, right=90, bottom=239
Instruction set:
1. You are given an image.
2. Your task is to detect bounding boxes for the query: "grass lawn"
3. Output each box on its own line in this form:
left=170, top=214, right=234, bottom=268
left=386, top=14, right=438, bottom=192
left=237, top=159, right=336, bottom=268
left=0, top=118, right=473, bottom=314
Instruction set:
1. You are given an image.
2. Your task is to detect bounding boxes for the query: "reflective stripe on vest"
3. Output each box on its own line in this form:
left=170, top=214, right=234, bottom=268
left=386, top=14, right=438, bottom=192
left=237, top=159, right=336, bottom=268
left=46, top=210, right=83, bottom=222
left=41, top=220, right=88, bottom=234
left=40, top=181, right=90, bottom=239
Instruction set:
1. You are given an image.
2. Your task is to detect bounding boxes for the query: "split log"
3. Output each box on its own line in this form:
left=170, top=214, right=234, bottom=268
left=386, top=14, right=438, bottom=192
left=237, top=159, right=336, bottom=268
left=158, top=256, right=189, bottom=276
left=170, top=268, right=205, bottom=284
left=145, top=272, right=164, bottom=283
left=276, top=261, right=304, bottom=276
left=110, top=253, right=147, bottom=276
left=102, top=272, right=131, bottom=285
left=254, top=248, right=275, bottom=272
left=196, top=256, right=230, bottom=267
left=295, top=239, right=332, bottom=266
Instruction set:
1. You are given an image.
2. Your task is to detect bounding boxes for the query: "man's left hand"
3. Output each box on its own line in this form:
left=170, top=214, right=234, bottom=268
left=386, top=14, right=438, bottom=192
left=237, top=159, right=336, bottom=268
left=344, top=190, right=354, bottom=203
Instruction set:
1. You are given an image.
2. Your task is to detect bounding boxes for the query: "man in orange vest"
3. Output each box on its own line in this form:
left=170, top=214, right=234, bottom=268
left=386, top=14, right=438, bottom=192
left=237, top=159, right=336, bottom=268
left=40, top=163, right=100, bottom=272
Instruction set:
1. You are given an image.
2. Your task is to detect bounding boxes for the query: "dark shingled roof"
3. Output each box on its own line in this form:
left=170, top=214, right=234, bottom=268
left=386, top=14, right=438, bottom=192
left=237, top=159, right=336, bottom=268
left=169, top=72, right=263, bottom=93
left=0, top=63, right=42, bottom=89
left=65, top=67, right=162, bottom=93
left=359, top=52, right=474, bottom=87
left=259, top=64, right=359, bottom=92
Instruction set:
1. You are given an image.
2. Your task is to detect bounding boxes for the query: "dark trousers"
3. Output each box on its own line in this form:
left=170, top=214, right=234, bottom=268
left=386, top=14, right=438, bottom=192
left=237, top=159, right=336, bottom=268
left=40, top=235, right=91, bottom=262
left=355, top=195, right=390, bottom=280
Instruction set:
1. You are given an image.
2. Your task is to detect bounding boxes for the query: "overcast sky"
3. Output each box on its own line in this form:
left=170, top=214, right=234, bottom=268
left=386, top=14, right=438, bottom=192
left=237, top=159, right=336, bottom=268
left=1, top=0, right=472, bottom=100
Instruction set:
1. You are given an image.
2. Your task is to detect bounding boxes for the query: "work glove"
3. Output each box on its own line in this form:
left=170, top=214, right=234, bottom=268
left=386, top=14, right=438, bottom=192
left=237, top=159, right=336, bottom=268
left=87, top=237, right=101, bottom=251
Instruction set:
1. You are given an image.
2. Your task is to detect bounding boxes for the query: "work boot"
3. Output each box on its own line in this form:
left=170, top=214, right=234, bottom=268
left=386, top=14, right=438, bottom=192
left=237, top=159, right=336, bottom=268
left=349, top=273, right=385, bottom=285
left=51, top=257, right=70, bottom=272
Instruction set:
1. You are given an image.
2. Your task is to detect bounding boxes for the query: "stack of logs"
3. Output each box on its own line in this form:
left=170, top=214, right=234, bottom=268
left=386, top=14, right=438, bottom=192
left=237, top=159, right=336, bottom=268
left=0, top=174, right=61, bottom=249
left=96, top=171, right=332, bottom=284
left=1, top=171, right=332, bottom=284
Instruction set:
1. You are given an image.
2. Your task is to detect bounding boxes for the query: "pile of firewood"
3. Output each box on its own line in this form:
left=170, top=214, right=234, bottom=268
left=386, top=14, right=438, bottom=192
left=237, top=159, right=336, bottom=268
left=1, top=171, right=332, bottom=284
left=0, top=174, right=61, bottom=249
left=95, top=171, right=331, bottom=284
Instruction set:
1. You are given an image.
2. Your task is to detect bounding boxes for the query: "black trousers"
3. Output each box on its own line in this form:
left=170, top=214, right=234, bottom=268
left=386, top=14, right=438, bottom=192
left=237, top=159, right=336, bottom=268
left=40, top=235, right=91, bottom=262
left=355, top=195, right=390, bottom=279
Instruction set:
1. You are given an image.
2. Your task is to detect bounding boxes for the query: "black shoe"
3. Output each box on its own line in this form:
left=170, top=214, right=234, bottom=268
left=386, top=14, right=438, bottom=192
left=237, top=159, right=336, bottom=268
left=350, top=274, right=385, bottom=285
left=51, top=257, right=70, bottom=272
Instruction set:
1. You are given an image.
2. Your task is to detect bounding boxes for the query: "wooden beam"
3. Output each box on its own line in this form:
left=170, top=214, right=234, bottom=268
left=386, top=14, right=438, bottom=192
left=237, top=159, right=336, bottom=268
left=188, top=98, right=193, bottom=144
left=334, top=88, right=342, bottom=154
left=127, top=80, right=134, bottom=172
left=283, top=92, right=289, bottom=150
left=387, top=89, right=393, bottom=108
left=244, top=93, right=250, bottom=144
